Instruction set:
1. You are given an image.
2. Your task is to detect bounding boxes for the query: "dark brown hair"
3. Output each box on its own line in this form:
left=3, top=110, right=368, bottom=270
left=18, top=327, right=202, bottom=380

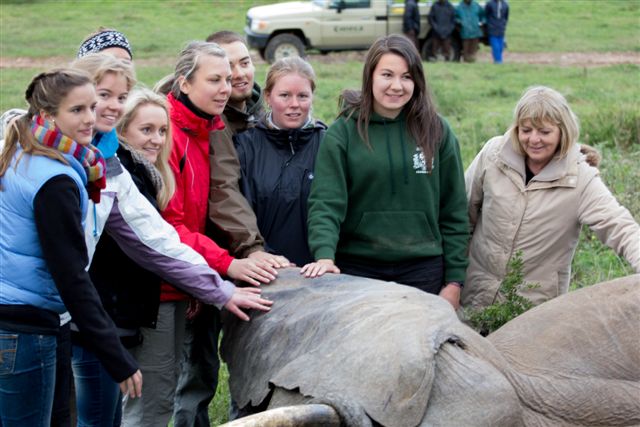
left=206, top=30, right=246, bottom=46
left=340, top=34, right=442, bottom=171
left=0, top=69, right=93, bottom=179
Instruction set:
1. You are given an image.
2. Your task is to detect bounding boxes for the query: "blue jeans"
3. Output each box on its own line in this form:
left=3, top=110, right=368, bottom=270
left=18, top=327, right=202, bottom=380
left=0, top=331, right=57, bottom=427
left=489, top=35, right=504, bottom=63
left=72, top=344, right=121, bottom=427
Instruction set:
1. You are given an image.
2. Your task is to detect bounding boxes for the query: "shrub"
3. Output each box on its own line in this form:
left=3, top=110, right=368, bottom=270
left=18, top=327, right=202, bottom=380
left=466, top=251, right=537, bottom=335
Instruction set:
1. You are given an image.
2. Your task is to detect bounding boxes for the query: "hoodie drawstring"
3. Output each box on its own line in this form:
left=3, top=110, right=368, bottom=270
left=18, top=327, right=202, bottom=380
left=400, top=127, right=409, bottom=185
left=384, top=120, right=396, bottom=195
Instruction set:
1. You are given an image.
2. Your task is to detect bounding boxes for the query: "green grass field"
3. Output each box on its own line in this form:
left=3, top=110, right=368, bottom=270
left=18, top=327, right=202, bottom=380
left=1, top=0, right=639, bottom=425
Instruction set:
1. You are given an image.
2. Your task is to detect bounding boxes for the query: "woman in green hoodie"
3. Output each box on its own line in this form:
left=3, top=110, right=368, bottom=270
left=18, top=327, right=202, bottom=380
left=302, top=34, right=469, bottom=309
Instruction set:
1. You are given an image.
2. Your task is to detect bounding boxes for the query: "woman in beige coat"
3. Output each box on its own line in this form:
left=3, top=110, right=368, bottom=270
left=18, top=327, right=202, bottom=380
left=461, top=86, right=639, bottom=310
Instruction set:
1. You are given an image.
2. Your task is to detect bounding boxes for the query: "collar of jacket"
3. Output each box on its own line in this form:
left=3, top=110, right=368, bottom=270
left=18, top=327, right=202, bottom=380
left=498, top=133, right=581, bottom=189
left=256, top=118, right=327, bottom=148
left=224, top=82, right=265, bottom=127
left=167, top=92, right=224, bottom=141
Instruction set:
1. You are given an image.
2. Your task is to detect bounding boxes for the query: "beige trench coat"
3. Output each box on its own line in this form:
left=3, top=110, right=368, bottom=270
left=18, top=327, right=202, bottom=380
left=461, top=134, right=640, bottom=309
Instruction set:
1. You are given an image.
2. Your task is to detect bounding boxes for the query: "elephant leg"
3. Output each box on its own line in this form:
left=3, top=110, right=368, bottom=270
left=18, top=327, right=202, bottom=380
left=421, top=342, right=523, bottom=427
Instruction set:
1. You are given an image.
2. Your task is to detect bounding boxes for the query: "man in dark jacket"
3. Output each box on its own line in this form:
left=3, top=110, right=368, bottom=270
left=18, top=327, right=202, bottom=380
left=403, top=0, right=421, bottom=50
left=428, top=0, right=456, bottom=60
left=485, top=0, right=509, bottom=63
left=171, top=31, right=289, bottom=427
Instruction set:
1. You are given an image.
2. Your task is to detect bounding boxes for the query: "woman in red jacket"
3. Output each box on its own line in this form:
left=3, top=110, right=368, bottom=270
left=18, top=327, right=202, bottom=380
left=122, top=41, right=278, bottom=426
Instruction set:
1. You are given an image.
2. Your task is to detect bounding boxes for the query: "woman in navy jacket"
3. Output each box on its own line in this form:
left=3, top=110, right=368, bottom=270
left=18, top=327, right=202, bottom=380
left=235, top=57, right=326, bottom=266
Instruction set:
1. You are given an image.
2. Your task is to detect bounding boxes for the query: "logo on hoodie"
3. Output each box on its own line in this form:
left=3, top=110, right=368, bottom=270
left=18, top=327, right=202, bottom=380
left=413, top=147, right=433, bottom=174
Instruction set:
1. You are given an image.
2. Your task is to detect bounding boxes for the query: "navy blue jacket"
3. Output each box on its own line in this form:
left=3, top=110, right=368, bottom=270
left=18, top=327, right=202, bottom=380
left=235, top=119, right=327, bottom=266
left=485, top=0, right=509, bottom=37
left=428, top=0, right=456, bottom=38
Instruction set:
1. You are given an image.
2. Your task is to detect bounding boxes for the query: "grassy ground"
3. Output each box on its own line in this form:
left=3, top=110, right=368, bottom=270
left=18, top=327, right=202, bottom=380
left=1, top=0, right=638, bottom=425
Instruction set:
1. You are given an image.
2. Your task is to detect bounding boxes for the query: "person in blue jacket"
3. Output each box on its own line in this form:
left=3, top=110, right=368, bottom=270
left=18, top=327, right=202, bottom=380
left=0, top=69, right=142, bottom=427
left=485, top=0, right=509, bottom=63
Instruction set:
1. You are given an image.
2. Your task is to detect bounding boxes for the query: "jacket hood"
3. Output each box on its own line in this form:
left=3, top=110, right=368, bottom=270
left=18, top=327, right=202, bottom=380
left=224, top=82, right=265, bottom=126
left=167, top=92, right=224, bottom=141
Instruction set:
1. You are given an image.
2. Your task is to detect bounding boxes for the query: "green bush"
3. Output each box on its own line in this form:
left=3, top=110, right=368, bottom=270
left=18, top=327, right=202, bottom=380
left=466, top=251, right=537, bottom=335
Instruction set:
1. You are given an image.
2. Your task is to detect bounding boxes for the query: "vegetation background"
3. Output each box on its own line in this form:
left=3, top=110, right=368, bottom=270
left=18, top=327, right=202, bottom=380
left=1, top=0, right=638, bottom=424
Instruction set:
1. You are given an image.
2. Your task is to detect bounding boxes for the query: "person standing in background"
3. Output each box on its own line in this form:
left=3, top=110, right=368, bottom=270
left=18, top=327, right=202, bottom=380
left=456, top=0, right=485, bottom=62
left=485, top=0, right=509, bottom=63
left=427, top=0, right=456, bottom=61
left=403, top=0, right=421, bottom=50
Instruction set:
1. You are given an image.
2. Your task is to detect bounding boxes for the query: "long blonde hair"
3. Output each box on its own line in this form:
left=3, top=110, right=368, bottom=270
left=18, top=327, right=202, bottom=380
left=0, top=69, right=93, bottom=181
left=116, top=88, right=176, bottom=209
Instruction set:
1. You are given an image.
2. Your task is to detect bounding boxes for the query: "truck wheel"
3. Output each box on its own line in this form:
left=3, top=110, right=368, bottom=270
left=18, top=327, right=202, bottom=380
left=264, top=34, right=305, bottom=64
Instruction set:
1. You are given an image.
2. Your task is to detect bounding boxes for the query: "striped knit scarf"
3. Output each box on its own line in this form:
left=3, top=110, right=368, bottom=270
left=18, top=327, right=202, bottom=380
left=30, top=114, right=106, bottom=203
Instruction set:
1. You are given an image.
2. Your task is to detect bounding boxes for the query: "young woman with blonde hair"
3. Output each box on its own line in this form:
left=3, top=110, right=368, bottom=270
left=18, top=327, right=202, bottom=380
left=70, top=54, right=272, bottom=426
left=123, top=41, right=277, bottom=426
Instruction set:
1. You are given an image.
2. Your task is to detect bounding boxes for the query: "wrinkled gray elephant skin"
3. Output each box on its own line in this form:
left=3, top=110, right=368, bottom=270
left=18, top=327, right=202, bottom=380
left=488, top=274, right=640, bottom=426
left=221, top=270, right=639, bottom=427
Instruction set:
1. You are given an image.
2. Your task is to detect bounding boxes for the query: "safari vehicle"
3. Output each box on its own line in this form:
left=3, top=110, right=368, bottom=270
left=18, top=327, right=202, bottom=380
left=245, top=0, right=479, bottom=63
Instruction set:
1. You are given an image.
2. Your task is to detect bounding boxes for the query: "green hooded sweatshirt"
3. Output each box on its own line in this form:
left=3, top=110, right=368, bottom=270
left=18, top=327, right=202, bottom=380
left=307, top=110, right=469, bottom=283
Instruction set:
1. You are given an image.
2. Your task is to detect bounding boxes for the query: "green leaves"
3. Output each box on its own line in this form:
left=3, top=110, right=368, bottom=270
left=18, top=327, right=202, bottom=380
left=466, top=250, right=537, bottom=336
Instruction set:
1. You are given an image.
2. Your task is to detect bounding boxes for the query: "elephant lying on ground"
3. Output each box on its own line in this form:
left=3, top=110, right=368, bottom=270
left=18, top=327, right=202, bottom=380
left=220, top=270, right=639, bottom=427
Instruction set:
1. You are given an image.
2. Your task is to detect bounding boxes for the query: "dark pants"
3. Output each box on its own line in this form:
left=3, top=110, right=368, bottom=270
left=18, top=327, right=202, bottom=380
left=462, top=38, right=480, bottom=62
left=432, top=37, right=452, bottom=61
left=337, top=255, right=444, bottom=295
left=51, top=322, right=72, bottom=427
left=173, top=305, right=221, bottom=427
left=404, top=30, right=419, bottom=51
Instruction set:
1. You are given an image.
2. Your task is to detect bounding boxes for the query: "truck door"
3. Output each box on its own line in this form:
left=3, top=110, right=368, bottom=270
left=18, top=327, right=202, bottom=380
left=386, top=1, right=405, bottom=35
left=320, top=0, right=386, bottom=49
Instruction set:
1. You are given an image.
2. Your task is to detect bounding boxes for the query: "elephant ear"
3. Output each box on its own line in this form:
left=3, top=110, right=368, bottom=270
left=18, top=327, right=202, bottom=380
left=221, top=269, right=460, bottom=427
left=488, top=274, right=640, bottom=426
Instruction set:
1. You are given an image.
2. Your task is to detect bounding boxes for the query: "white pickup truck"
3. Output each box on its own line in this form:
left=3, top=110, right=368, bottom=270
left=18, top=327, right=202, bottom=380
left=245, top=0, right=481, bottom=63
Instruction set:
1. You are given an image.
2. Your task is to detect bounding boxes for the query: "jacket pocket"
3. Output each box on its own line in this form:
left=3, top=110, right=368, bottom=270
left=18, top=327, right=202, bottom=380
left=519, top=271, right=560, bottom=306
left=353, top=211, right=438, bottom=251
